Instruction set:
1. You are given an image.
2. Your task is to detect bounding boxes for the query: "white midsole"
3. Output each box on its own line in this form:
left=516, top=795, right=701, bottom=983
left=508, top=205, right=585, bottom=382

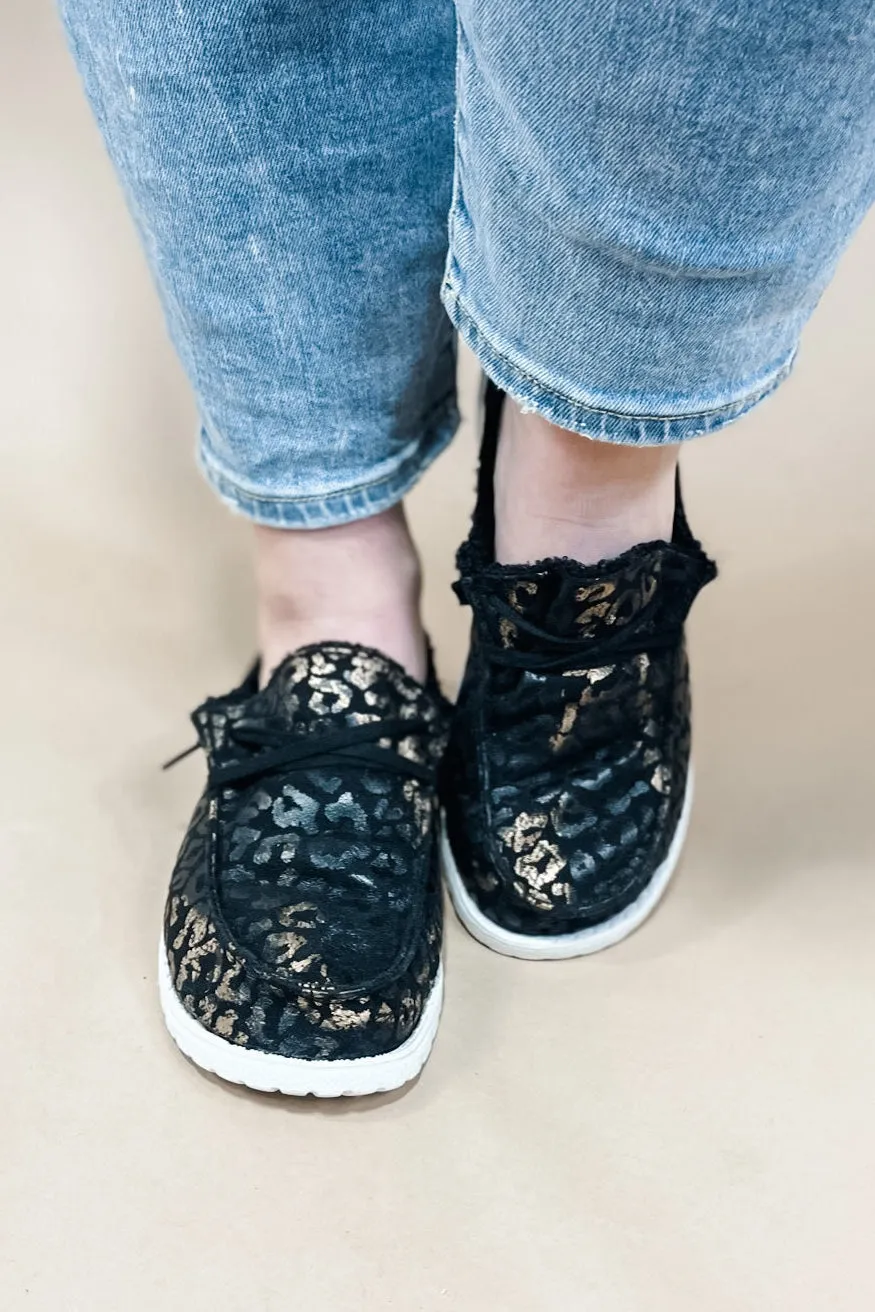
left=158, top=941, right=443, bottom=1097
left=442, top=772, right=694, bottom=960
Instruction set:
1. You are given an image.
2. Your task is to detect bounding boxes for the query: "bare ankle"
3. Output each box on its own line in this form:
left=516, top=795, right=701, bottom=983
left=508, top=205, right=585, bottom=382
left=253, top=505, right=427, bottom=684
left=494, top=397, right=678, bottom=566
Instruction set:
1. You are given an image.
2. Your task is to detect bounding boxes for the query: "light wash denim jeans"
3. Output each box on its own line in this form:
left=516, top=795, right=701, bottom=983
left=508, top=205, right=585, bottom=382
left=61, top=1, right=875, bottom=528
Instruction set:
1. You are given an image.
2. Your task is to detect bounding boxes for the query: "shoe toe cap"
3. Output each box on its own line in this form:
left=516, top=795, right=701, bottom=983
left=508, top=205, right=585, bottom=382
left=451, top=770, right=686, bottom=938
left=163, top=888, right=441, bottom=1062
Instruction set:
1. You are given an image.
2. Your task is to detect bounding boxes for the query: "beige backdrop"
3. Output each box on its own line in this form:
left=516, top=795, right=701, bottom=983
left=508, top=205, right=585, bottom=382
left=2, top=3, right=875, bottom=1309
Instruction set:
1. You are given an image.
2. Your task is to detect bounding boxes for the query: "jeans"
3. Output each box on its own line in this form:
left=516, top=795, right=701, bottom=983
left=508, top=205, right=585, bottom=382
left=61, top=1, right=875, bottom=528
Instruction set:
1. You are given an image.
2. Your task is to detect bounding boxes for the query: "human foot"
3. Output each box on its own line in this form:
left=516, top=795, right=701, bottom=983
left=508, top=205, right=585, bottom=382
left=161, top=642, right=449, bottom=1095
left=442, top=385, right=716, bottom=958
left=254, top=503, right=426, bottom=685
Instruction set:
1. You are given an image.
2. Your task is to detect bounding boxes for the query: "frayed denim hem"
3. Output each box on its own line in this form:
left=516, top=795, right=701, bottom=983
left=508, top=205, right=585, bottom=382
left=441, top=273, right=795, bottom=445
left=197, top=399, right=460, bottom=529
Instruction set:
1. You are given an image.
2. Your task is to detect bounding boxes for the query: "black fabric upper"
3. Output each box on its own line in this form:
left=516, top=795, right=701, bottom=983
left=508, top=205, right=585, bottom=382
left=442, top=384, right=717, bottom=935
left=164, top=643, right=449, bottom=1060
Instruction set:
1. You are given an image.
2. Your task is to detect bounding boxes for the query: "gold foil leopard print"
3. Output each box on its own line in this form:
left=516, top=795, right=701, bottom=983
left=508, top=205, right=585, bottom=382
left=497, top=811, right=569, bottom=910
left=549, top=665, right=614, bottom=752
left=500, top=579, right=538, bottom=646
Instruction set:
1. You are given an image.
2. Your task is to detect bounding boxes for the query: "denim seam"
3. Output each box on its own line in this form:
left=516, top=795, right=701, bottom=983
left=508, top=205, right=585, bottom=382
left=446, top=11, right=464, bottom=272
left=441, top=265, right=796, bottom=443
left=197, top=393, right=459, bottom=528
left=200, top=386, right=455, bottom=504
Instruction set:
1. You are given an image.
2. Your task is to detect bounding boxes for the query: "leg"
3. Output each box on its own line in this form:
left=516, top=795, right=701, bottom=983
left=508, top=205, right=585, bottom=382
left=447, top=0, right=875, bottom=565
left=60, top=0, right=456, bottom=678
left=446, top=0, right=875, bottom=445
left=443, top=1, right=875, bottom=954
left=61, top=0, right=457, bottom=1094
left=494, top=398, right=678, bottom=565
left=254, top=505, right=425, bottom=681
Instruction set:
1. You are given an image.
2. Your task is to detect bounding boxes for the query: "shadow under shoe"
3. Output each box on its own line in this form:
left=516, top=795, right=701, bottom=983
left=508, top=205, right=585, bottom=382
left=442, top=384, right=717, bottom=958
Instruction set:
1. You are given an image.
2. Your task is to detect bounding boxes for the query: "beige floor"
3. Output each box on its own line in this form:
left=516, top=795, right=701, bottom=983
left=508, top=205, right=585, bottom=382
left=3, top=4, right=875, bottom=1310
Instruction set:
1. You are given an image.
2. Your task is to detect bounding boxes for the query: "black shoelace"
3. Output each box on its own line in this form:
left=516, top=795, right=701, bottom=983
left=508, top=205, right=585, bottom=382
left=164, top=715, right=435, bottom=788
left=477, top=593, right=683, bottom=677
left=469, top=595, right=683, bottom=768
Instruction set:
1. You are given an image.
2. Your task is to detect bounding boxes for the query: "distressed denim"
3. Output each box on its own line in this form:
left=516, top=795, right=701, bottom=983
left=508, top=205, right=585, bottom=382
left=61, top=1, right=875, bottom=526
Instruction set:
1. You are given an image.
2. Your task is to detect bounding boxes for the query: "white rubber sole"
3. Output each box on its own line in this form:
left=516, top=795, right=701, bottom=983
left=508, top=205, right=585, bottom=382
left=442, top=772, right=694, bottom=960
left=158, top=942, right=443, bottom=1097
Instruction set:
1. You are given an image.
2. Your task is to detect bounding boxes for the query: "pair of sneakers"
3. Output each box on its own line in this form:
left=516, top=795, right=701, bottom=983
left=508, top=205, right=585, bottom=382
left=160, top=387, right=716, bottom=1097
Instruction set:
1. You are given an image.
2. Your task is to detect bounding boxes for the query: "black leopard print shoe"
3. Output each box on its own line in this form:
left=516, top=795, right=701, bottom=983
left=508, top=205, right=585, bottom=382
left=441, top=384, right=717, bottom=959
left=160, top=642, right=449, bottom=1096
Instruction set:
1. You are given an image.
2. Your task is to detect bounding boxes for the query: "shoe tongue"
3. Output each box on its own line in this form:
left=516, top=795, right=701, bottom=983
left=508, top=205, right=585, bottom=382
left=254, top=642, right=427, bottom=728
left=468, top=530, right=721, bottom=658
left=478, top=550, right=672, bottom=654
